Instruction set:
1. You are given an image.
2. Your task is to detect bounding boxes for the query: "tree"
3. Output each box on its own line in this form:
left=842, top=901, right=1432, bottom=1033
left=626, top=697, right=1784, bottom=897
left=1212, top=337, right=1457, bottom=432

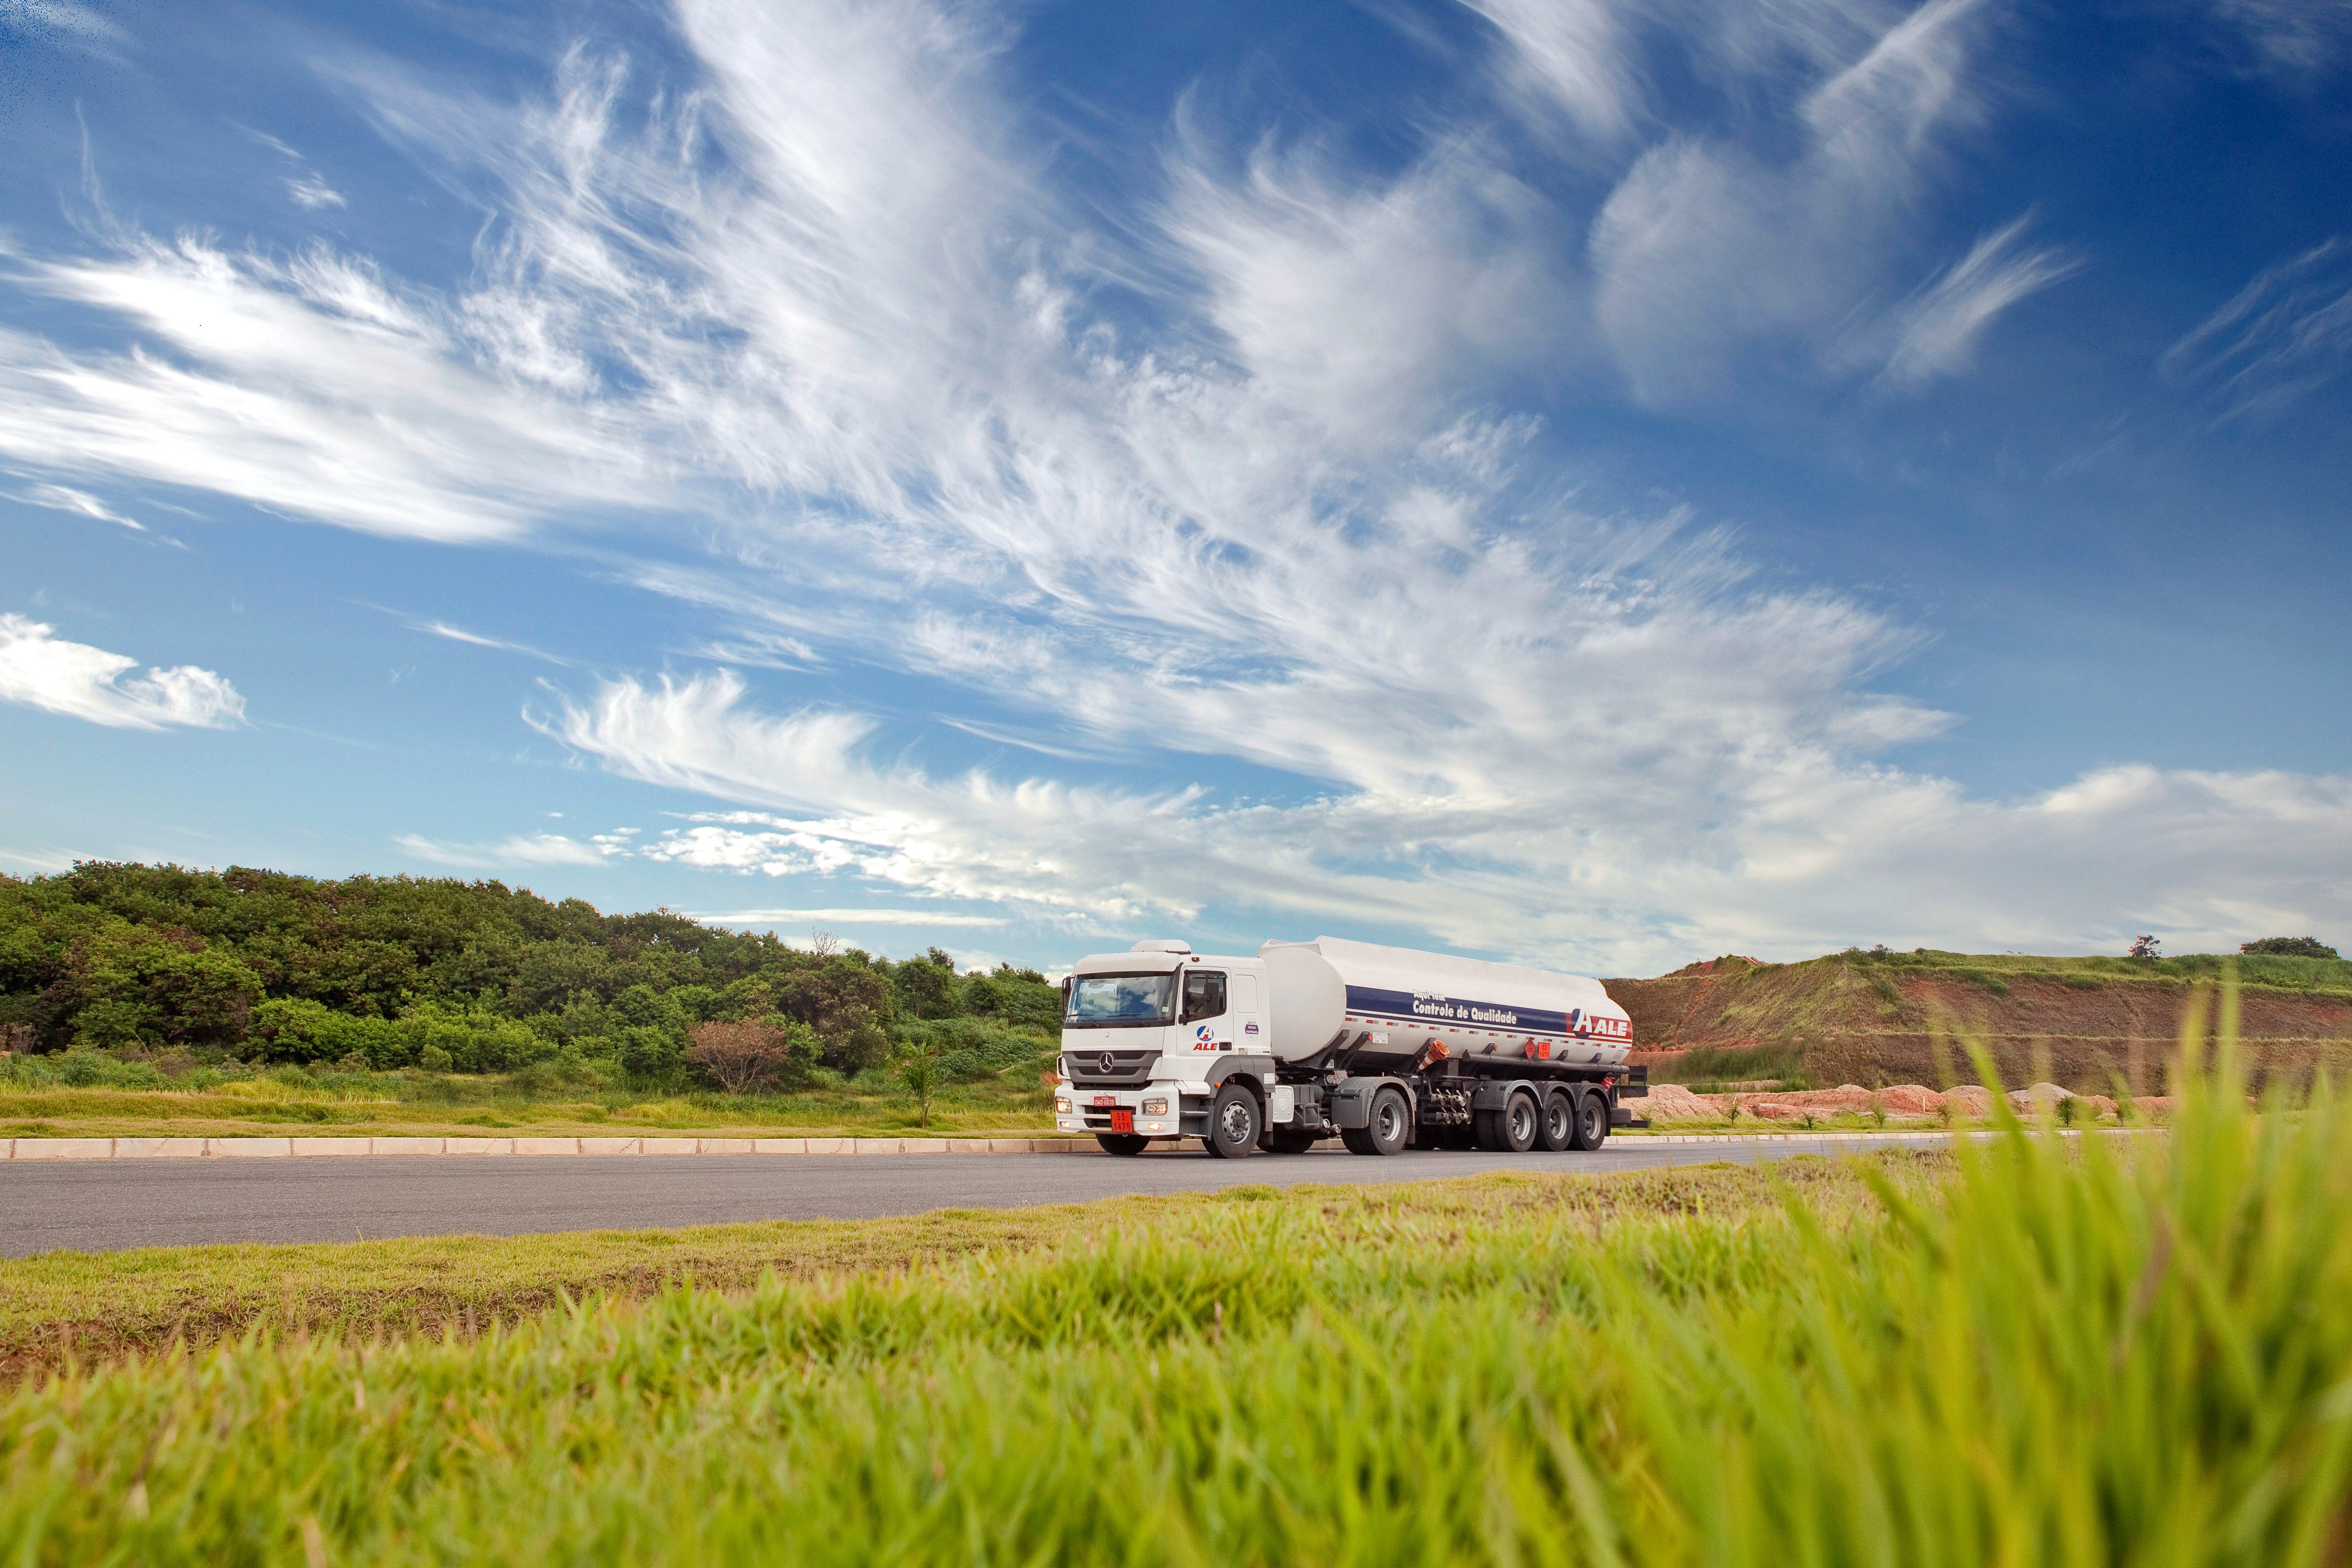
left=2241, top=936, right=2339, bottom=959
left=774, top=962, right=894, bottom=1073
left=685, top=1019, right=794, bottom=1094
left=889, top=1032, right=946, bottom=1127
left=888, top=948, right=961, bottom=1021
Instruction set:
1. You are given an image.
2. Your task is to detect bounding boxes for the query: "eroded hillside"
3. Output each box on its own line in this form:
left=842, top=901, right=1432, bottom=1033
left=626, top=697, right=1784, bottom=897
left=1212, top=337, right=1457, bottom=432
left=1608, top=950, right=2352, bottom=1093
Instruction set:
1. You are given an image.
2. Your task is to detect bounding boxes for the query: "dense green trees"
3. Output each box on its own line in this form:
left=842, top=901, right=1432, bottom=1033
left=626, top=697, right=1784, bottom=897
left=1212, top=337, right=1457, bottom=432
left=0, top=863, right=1063, bottom=1090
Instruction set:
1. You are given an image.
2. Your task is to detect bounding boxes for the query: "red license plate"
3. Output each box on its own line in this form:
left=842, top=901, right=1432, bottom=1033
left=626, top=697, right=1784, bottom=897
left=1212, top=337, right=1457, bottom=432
left=1092, top=1095, right=1116, bottom=1107
left=1109, top=1109, right=1134, bottom=1134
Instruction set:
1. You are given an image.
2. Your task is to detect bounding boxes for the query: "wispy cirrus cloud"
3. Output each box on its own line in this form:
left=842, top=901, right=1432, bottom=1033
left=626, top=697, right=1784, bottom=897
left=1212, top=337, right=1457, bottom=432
left=393, top=831, right=610, bottom=868
left=13, top=481, right=144, bottom=530
left=0, top=614, right=245, bottom=729
left=0, top=237, right=669, bottom=542
left=688, top=906, right=1010, bottom=928
left=2164, top=237, right=2352, bottom=422
left=1856, top=213, right=2082, bottom=389
left=1579, top=0, right=2078, bottom=403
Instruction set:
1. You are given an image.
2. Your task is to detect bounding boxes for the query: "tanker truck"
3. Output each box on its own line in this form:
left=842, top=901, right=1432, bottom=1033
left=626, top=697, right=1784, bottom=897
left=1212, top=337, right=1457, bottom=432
left=1051, top=935, right=1648, bottom=1158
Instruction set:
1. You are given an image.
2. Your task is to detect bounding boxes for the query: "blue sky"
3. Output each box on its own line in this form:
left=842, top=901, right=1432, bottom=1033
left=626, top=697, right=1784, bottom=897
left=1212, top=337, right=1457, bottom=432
left=1, top=0, right=2346, bottom=976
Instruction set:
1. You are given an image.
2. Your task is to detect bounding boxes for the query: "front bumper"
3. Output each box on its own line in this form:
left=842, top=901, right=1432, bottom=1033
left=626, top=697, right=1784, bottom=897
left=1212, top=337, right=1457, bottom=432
left=1055, top=1084, right=1208, bottom=1139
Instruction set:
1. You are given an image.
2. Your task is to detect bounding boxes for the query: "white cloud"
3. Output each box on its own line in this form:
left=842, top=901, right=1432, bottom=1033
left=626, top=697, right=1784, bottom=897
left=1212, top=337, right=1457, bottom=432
left=14, top=481, right=143, bottom=530
left=688, top=907, right=1010, bottom=928
left=2164, top=236, right=2352, bottom=421
left=286, top=172, right=347, bottom=210
left=413, top=620, right=575, bottom=666
left=2204, top=0, right=2352, bottom=78
left=1856, top=213, right=2082, bottom=389
left=1583, top=0, right=2070, bottom=402
left=0, top=614, right=245, bottom=729
left=554, top=667, right=2352, bottom=973
left=0, top=236, right=670, bottom=542
left=1458, top=0, right=1640, bottom=142
left=0, top=0, right=125, bottom=43
left=393, top=832, right=610, bottom=867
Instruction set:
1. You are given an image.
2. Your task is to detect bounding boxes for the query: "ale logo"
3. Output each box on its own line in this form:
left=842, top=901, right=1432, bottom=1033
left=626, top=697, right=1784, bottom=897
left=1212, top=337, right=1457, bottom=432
left=1194, top=1024, right=1217, bottom=1050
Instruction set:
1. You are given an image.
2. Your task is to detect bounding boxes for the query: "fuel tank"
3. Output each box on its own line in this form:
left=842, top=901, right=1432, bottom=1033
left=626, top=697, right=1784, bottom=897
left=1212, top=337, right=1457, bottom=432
left=1258, top=935, right=1632, bottom=1067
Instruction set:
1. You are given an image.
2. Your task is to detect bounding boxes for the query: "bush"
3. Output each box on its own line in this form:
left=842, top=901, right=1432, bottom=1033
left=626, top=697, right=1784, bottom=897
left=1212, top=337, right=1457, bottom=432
left=2241, top=936, right=2339, bottom=959
left=685, top=1018, right=805, bottom=1095
left=898, top=1018, right=1053, bottom=1083
left=616, top=1025, right=682, bottom=1086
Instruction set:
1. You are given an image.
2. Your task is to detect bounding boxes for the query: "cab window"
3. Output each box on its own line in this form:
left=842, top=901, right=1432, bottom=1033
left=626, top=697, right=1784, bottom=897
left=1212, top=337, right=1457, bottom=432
left=1181, top=970, right=1227, bottom=1021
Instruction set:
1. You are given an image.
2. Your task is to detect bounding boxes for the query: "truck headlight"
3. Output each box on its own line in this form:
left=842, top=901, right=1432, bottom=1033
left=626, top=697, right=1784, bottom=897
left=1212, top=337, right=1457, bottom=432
left=1141, top=1097, right=1168, bottom=1115
left=1054, top=1096, right=1072, bottom=1114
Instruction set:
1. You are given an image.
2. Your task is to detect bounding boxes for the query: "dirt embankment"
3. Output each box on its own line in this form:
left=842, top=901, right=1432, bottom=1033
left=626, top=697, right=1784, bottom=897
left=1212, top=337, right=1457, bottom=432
left=1606, top=956, right=2352, bottom=1094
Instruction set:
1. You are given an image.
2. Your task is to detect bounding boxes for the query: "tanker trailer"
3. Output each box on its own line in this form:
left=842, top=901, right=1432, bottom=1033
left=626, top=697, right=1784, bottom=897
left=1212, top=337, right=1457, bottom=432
left=1052, top=935, right=1645, bottom=1159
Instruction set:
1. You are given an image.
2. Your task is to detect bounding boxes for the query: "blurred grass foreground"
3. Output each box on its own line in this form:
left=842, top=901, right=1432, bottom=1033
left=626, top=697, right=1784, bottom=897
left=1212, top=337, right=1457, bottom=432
left=3, top=981, right=2348, bottom=1564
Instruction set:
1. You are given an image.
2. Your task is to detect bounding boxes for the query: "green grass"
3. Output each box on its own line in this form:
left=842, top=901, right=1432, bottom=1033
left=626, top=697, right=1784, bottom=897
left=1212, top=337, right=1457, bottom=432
left=1844, top=944, right=2352, bottom=998
left=0, top=1064, right=1058, bottom=1141
left=3, top=981, right=2346, bottom=1563
left=0, top=1160, right=1904, bottom=1384
left=1641, top=1041, right=1814, bottom=1090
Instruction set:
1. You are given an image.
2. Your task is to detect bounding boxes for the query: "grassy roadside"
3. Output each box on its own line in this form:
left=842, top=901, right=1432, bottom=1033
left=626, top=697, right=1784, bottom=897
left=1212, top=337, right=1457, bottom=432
left=0, top=1157, right=1918, bottom=1383
left=4, top=1034, right=2345, bottom=1564
left=0, top=1075, right=1054, bottom=1141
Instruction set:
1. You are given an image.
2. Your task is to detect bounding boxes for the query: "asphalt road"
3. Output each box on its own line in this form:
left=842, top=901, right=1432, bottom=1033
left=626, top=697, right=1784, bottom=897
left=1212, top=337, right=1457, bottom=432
left=0, top=1137, right=1951, bottom=1257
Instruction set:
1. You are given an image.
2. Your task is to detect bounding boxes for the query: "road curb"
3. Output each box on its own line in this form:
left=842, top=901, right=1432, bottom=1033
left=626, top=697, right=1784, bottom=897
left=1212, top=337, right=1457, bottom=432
left=0, top=1128, right=2152, bottom=1161
left=0, top=1135, right=1108, bottom=1160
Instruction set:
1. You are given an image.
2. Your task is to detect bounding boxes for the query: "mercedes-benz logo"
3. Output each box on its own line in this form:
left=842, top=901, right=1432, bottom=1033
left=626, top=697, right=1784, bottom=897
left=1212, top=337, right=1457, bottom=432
left=1097, top=1052, right=1115, bottom=1074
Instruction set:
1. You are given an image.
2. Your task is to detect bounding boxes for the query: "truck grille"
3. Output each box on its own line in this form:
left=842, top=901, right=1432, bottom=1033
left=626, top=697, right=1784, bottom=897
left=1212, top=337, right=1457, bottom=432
left=1061, top=1049, right=1161, bottom=1089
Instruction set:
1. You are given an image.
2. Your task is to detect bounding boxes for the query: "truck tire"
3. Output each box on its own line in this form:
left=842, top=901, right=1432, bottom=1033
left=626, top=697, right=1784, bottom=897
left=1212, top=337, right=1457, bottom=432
left=1341, top=1087, right=1411, bottom=1156
left=1535, top=1090, right=1576, bottom=1152
left=1475, top=1090, right=1539, bottom=1153
left=1263, top=1128, right=1321, bottom=1154
left=1567, top=1090, right=1610, bottom=1151
left=1204, top=1083, right=1260, bottom=1160
left=1095, top=1133, right=1148, bottom=1156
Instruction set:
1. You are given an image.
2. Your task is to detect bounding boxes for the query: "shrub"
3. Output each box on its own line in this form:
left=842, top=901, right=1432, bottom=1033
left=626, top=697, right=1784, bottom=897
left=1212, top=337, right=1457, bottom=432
left=616, top=1025, right=683, bottom=1086
left=889, top=1034, right=946, bottom=1126
left=898, top=1017, right=1053, bottom=1083
left=685, top=1018, right=800, bottom=1095
left=2240, top=936, right=2339, bottom=959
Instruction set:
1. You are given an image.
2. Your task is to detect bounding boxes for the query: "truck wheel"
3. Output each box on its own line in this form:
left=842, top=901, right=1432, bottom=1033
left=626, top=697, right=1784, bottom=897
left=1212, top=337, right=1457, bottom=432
left=1095, top=1133, right=1148, bottom=1156
left=1535, top=1091, right=1576, bottom=1151
left=1567, top=1090, right=1610, bottom=1151
left=1476, top=1091, right=1538, bottom=1153
left=1263, top=1128, right=1321, bottom=1154
left=1204, top=1084, right=1259, bottom=1160
left=1342, top=1087, right=1410, bottom=1156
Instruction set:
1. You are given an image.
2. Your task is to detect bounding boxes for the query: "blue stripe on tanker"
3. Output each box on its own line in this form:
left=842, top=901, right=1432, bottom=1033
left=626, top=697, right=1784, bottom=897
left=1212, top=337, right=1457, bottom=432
left=1342, top=985, right=1630, bottom=1040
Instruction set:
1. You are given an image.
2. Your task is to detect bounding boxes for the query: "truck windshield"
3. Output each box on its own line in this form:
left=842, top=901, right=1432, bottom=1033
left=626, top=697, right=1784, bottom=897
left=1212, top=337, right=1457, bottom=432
left=1065, top=973, right=1176, bottom=1027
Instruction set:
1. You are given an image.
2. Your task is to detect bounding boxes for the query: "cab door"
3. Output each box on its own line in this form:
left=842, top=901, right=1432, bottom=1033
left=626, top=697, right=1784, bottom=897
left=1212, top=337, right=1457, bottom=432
left=1229, top=971, right=1266, bottom=1053
left=1180, top=969, right=1229, bottom=1052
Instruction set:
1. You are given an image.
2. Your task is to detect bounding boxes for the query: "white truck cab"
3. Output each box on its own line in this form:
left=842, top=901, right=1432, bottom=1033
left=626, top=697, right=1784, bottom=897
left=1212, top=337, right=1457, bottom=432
left=1051, top=940, right=1287, bottom=1152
